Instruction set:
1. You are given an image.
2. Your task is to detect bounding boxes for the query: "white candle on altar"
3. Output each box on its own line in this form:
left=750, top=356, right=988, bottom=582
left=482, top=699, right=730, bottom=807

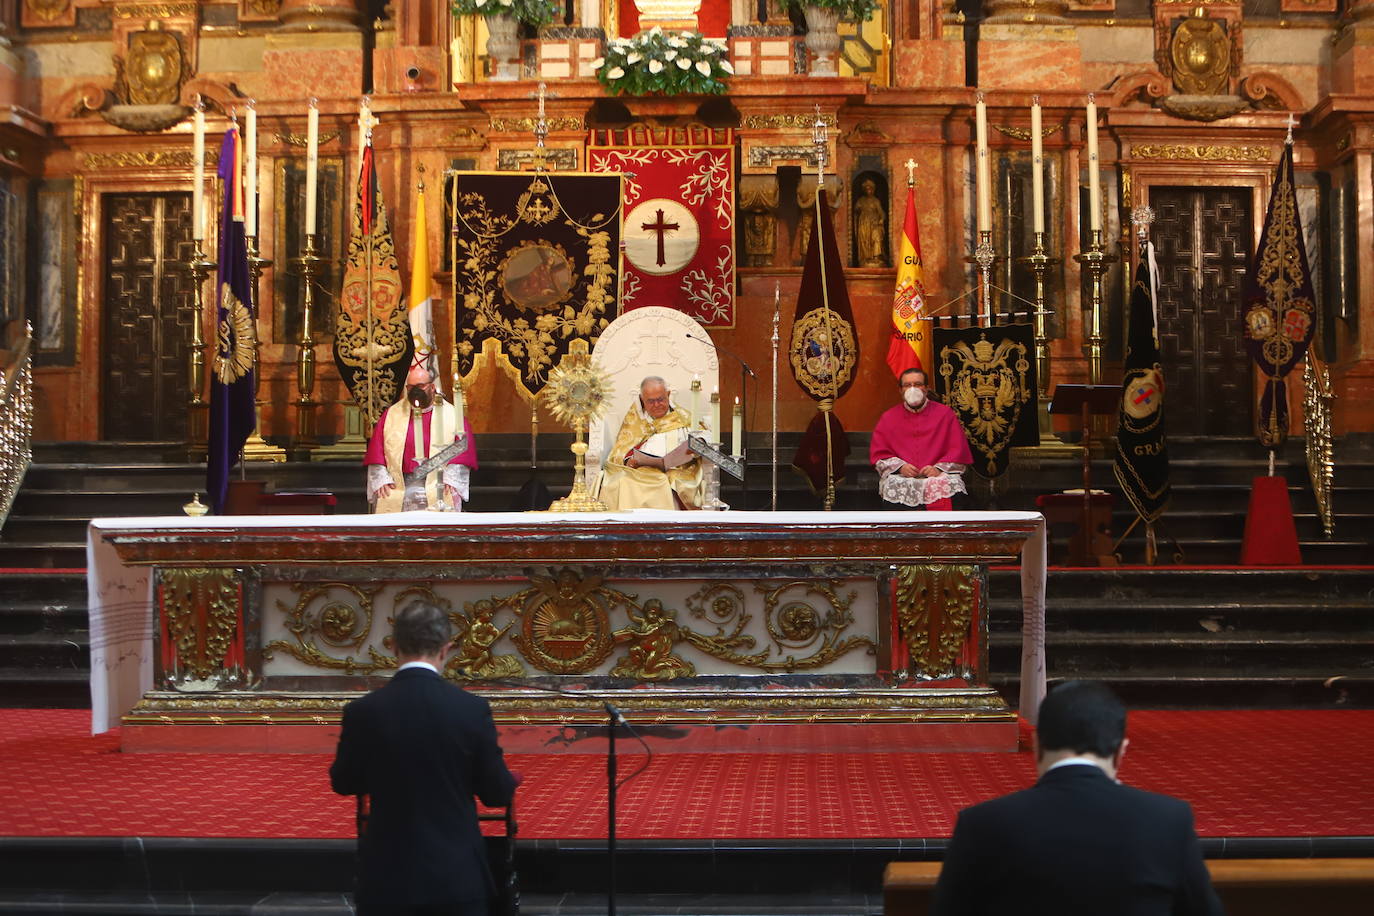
left=454, top=384, right=465, bottom=431
left=305, top=98, right=320, bottom=235
left=710, top=389, right=721, bottom=444
left=1086, top=92, right=1101, bottom=234
left=691, top=375, right=701, bottom=429
left=1031, top=95, right=1044, bottom=235
left=731, top=397, right=742, bottom=457
left=975, top=91, right=991, bottom=234
left=192, top=99, right=205, bottom=242
left=245, top=100, right=258, bottom=238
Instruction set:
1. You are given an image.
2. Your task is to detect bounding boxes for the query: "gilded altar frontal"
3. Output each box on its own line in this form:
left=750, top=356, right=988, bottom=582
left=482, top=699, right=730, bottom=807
left=0, top=0, right=1368, bottom=445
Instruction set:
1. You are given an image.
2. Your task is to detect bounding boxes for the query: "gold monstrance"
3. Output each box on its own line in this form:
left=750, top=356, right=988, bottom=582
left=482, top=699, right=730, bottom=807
left=545, top=339, right=613, bottom=512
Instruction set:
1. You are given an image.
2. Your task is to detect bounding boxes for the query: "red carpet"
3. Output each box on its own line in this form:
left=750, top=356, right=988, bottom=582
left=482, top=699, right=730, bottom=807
left=1, top=709, right=1371, bottom=840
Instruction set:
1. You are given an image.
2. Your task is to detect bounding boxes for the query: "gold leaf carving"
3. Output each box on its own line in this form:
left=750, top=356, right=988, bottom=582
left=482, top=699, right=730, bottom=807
left=159, top=567, right=242, bottom=685
left=1130, top=144, right=1270, bottom=162
left=744, top=114, right=837, bottom=130
left=489, top=116, right=584, bottom=133
left=993, top=124, right=1060, bottom=141
left=82, top=150, right=219, bottom=169
left=113, top=2, right=197, bottom=17
left=893, top=565, right=977, bottom=678
left=275, top=128, right=344, bottom=148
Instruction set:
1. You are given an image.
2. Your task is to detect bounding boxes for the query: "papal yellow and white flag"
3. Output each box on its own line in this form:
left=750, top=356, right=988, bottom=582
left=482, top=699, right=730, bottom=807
left=408, top=180, right=435, bottom=373
left=885, top=171, right=931, bottom=377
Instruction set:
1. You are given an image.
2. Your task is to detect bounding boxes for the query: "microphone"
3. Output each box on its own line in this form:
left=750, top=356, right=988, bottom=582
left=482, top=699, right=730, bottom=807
left=603, top=700, right=628, bottom=727
left=685, top=332, right=756, bottom=378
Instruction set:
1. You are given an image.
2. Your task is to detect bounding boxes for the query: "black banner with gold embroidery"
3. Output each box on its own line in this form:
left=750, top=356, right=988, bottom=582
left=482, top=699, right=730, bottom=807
left=788, top=189, right=858, bottom=500
left=1242, top=141, right=1316, bottom=449
left=932, top=324, right=1037, bottom=478
left=333, top=142, right=412, bottom=431
left=451, top=171, right=623, bottom=399
left=1114, top=241, right=1170, bottom=523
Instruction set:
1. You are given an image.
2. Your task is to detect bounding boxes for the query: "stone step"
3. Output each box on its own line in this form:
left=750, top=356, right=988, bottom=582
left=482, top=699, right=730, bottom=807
left=0, top=666, right=90, bottom=707
left=0, top=543, right=86, bottom=569
left=0, top=601, right=88, bottom=637
left=0, top=631, right=88, bottom=669
left=989, top=671, right=1374, bottom=708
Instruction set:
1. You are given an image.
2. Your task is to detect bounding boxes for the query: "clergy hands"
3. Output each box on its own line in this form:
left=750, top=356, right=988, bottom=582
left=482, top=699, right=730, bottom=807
left=920, top=465, right=942, bottom=478
left=376, top=483, right=396, bottom=500
left=898, top=463, right=921, bottom=478
left=444, top=485, right=460, bottom=508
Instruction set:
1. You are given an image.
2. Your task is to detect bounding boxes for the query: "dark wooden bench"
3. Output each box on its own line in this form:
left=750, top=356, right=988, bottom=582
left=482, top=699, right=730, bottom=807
left=884, top=858, right=1374, bottom=916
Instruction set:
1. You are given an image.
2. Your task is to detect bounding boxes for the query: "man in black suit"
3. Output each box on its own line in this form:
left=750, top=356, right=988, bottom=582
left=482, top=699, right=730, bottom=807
left=932, top=680, right=1223, bottom=916
left=331, top=599, right=518, bottom=916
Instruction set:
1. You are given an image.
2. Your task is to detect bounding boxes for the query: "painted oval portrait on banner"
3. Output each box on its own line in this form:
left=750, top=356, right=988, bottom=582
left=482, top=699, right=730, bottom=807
left=500, top=241, right=576, bottom=313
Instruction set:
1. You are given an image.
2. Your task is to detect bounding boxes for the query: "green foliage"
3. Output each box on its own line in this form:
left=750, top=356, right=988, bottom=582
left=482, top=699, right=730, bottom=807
left=785, top=0, right=879, bottom=23
left=593, top=28, right=734, bottom=97
left=450, top=0, right=562, bottom=28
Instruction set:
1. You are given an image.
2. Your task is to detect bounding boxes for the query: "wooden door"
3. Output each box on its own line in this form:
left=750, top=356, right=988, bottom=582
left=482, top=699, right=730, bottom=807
left=101, top=193, right=197, bottom=441
left=1148, top=186, right=1254, bottom=437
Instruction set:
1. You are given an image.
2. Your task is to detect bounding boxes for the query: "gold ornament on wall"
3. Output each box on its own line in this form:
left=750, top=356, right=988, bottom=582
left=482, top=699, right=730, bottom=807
left=1167, top=8, right=1232, bottom=97
left=123, top=20, right=184, bottom=106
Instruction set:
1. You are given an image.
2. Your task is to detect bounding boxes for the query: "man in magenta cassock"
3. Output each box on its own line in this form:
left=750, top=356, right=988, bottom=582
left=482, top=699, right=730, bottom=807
left=364, top=365, right=478, bottom=512
left=869, top=367, right=973, bottom=510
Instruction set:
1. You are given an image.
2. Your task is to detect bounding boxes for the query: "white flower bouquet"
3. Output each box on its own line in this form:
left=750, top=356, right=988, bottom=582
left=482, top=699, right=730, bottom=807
left=450, top=0, right=562, bottom=27
left=593, top=28, right=733, bottom=96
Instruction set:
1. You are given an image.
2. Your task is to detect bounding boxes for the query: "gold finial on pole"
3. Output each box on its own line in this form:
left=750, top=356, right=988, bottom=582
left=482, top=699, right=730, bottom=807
left=904, top=158, right=916, bottom=188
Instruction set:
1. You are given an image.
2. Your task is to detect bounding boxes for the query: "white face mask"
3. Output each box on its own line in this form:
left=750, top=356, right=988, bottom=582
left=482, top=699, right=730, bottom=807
left=903, top=385, right=927, bottom=408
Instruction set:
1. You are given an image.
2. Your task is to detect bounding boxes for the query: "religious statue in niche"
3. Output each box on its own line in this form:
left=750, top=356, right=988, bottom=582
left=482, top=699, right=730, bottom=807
left=121, top=20, right=184, bottom=106
left=852, top=174, right=888, bottom=268
left=739, top=175, right=779, bottom=268
left=792, top=179, right=840, bottom=266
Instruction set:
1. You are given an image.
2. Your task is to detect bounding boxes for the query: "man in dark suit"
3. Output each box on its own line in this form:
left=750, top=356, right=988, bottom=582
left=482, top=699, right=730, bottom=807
left=331, top=599, right=518, bottom=916
left=932, top=680, right=1223, bottom=916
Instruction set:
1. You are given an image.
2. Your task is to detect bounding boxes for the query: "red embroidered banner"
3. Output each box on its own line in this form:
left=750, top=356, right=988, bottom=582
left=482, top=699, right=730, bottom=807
left=588, top=126, right=736, bottom=328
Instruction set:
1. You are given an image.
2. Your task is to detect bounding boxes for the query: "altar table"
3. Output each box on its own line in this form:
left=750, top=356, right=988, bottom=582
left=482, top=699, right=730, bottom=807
left=87, top=510, right=1047, bottom=750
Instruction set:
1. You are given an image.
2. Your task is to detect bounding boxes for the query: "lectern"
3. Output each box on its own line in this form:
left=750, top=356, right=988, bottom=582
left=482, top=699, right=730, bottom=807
left=1046, top=384, right=1119, bottom=565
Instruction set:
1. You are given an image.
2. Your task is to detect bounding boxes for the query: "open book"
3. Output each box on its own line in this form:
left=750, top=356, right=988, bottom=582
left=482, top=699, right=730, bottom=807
left=630, top=428, right=696, bottom=470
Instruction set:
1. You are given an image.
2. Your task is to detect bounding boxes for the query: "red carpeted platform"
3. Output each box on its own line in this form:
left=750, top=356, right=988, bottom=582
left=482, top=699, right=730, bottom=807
left=2, top=708, right=1371, bottom=840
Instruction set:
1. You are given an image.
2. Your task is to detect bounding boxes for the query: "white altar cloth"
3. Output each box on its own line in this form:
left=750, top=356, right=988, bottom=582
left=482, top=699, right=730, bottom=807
left=87, top=510, right=1047, bottom=734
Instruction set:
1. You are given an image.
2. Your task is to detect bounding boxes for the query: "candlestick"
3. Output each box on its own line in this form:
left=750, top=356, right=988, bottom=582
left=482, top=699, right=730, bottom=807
left=1017, top=231, right=1065, bottom=449
left=710, top=389, right=721, bottom=444
left=305, top=98, right=319, bottom=236
left=245, top=101, right=257, bottom=238
left=241, top=235, right=286, bottom=462
left=1086, top=92, right=1101, bottom=233
left=192, top=99, right=205, bottom=241
left=690, top=376, right=701, bottom=430
left=184, top=243, right=216, bottom=451
left=976, top=91, right=991, bottom=234
left=1073, top=228, right=1117, bottom=385
left=771, top=280, right=780, bottom=513
left=975, top=229, right=994, bottom=326
left=292, top=232, right=323, bottom=447
left=1031, top=95, right=1044, bottom=235
left=731, top=397, right=742, bottom=458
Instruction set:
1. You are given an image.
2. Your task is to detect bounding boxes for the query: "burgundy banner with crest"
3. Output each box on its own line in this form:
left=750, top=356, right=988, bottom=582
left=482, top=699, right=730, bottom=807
left=588, top=126, right=735, bottom=328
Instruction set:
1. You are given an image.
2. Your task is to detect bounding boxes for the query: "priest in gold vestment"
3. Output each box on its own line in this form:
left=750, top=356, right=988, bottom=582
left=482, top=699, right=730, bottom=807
left=598, top=377, right=705, bottom=511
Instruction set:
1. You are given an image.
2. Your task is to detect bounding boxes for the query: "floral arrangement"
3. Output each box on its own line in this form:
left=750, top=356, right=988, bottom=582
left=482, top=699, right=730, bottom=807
left=593, top=28, right=734, bottom=97
left=449, top=0, right=562, bottom=28
left=785, top=0, right=878, bottom=22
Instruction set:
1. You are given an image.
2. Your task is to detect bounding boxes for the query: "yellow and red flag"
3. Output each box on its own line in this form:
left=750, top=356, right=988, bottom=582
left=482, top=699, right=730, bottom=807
left=884, top=180, right=931, bottom=377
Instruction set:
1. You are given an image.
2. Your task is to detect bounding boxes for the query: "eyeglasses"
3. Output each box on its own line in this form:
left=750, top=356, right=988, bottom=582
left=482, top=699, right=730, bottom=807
left=642, top=395, right=670, bottom=405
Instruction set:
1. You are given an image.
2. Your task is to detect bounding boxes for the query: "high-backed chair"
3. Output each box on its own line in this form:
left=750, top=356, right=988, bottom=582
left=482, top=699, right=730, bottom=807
left=587, top=306, right=720, bottom=479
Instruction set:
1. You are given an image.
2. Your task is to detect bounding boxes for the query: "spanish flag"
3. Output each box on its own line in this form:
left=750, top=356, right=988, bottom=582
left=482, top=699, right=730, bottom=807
left=885, top=176, right=931, bottom=377
left=408, top=179, right=435, bottom=374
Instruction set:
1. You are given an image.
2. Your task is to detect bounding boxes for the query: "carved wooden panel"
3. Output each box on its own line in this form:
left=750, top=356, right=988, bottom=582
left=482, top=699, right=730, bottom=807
left=101, top=193, right=197, bottom=441
left=1149, top=186, right=1253, bottom=437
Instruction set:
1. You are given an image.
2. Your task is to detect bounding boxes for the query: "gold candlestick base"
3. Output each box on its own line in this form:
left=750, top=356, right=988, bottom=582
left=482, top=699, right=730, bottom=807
left=1073, top=229, right=1117, bottom=386
left=548, top=423, right=608, bottom=513
left=243, top=236, right=287, bottom=463
left=291, top=233, right=324, bottom=455
left=184, top=247, right=217, bottom=459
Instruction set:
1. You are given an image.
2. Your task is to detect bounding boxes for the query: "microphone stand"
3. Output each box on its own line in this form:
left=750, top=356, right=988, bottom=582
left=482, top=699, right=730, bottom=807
left=685, top=332, right=755, bottom=509
left=457, top=672, right=640, bottom=916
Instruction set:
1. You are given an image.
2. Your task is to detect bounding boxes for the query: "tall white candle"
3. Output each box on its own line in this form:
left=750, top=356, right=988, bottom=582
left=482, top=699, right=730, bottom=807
left=305, top=98, right=320, bottom=235
left=245, top=101, right=257, bottom=238
left=710, top=389, right=721, bottom=444
left=1086, top=92, right=1101, bottom=233
left=1031, top=96, right=1044, bottom=235
left=691, top=375, right=701, bottom=429
left=192, top=99, right=205, bottom=242
left=454, top=384, right=465, bottom=431
left=975, top=91, right=991, bottom=233
left=731, top=397, right=742, bottom=457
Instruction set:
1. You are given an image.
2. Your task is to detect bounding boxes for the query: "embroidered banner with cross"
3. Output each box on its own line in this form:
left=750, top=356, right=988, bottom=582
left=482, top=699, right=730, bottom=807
left=587, top=126, right=736, bottom=328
